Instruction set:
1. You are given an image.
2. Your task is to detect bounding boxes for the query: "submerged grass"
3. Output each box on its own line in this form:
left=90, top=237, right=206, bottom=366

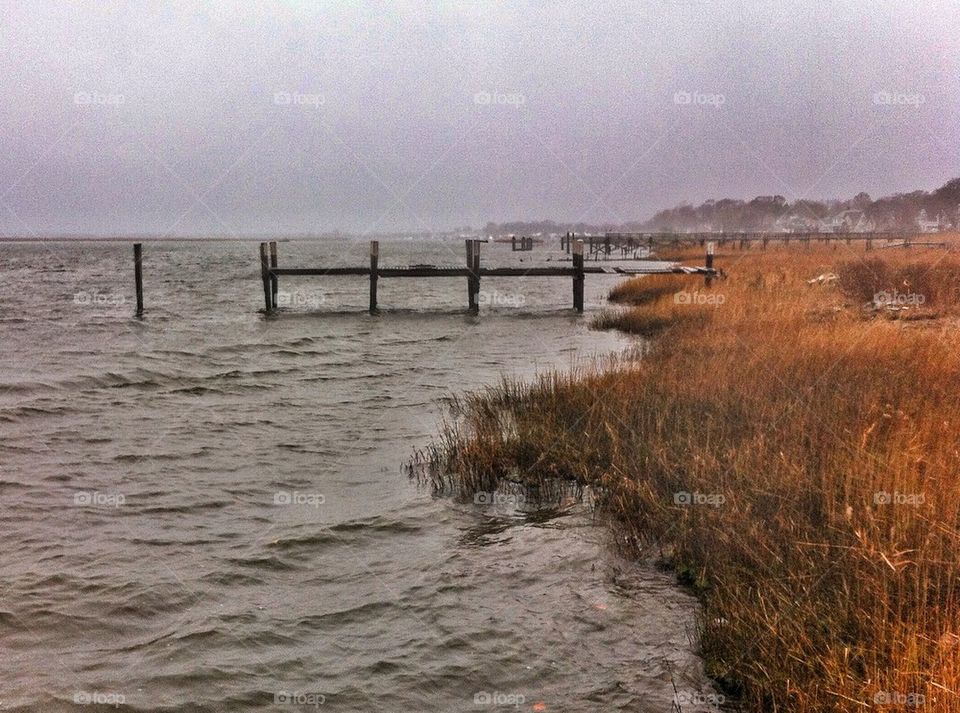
left=418, top=241, right=960, bottom=712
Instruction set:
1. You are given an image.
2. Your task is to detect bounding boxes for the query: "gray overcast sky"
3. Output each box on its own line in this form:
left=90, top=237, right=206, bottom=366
left=1, top=1, right=957, bottom=236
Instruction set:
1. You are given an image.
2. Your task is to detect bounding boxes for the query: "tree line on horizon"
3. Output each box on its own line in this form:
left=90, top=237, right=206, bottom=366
left=482, top=177, right=960, bottom=235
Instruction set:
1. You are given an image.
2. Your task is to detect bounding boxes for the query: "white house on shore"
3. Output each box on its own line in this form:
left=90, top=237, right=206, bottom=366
left=917, top=209, right=946, bottom=233
left=821, top=209, right=875, bottom=233
left=773, top=215, right=819, bottom=233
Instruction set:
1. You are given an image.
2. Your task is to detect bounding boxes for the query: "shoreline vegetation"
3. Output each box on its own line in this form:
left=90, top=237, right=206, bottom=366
left=481, top=176, right=960, bottom=237
left=416, top=240, right=960, bottom=711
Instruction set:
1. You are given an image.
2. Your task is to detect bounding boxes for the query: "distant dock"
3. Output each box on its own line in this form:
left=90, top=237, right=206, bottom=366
left=560, top=230, right=941, bottom=257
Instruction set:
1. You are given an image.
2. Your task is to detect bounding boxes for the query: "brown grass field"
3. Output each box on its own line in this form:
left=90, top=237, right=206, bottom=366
left=420, top=238, right=960, bottom=711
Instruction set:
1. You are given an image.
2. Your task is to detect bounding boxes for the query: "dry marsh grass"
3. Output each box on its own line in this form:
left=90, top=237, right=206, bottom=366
left=420, top=244, right=960, bottom=712
left=608, top=273, right=693, bottom=305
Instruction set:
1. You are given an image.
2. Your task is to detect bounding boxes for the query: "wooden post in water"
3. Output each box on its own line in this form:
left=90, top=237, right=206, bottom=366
left=572, top=239, right=584, bottom=313
left=511, top=235, right=516, bottom=251
left=465, top=239, right=480, bottom=313
left=269, top=241, right=278, bottom=307
left=133, top=243, right=143, bottom=317
left=465, top=240, right=473, bottom=310
left=259, top=242, right=272, bottom=312
left=369, top=240, right=379, bottom=313
left=472, top=239, right=481, bottom=309
left=705, top=241, right=715, bottom=288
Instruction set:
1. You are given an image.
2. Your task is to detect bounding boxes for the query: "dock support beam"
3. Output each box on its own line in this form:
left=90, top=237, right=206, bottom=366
left=369, top=240, right=379, bottom=313
left=133, top=243, right=143, bottom=317
left=259, top=242, right=272, bottom=312
left=705, top=241, right=715, bottom=287
left=466, top=239, right=480, bottom=313
left=269, top=241, right=278, bottom=307
left=573, top=239, right=584, bottom=313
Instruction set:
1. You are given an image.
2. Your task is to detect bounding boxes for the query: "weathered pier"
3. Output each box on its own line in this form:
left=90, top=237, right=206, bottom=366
left=256, top=239, right=716, bottom=315
left=125, top=230, right=951, bottom=318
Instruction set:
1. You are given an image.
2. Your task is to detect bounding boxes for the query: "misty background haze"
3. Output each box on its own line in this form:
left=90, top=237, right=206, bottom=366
left=1, top=1, right=958, bottom=237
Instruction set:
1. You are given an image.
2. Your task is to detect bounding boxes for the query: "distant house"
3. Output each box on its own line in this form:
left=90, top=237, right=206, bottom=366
left=774, top=214, right=818, bottom=233
left=822, top=209, right=875, bottom=233
left=917, top=209, right=945, bottom=233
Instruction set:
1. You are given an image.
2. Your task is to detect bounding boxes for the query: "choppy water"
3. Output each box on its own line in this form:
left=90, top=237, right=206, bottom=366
left=0, top=239, right=719, bottom=712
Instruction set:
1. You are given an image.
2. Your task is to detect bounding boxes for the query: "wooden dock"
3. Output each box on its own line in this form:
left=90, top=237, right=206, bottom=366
left=257, top=239, right=716, bottom=314
left=124, top=229, right=950, bottom=317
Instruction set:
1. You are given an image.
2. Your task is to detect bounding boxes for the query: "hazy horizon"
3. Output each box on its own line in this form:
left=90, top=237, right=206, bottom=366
left=2, top=1, right=957, bottom=237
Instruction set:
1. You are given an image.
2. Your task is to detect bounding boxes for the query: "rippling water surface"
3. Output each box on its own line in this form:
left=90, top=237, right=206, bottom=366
left=1, top=239, right=718, bottom=712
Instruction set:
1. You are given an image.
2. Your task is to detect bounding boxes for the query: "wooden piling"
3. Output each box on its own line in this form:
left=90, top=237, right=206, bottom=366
left=472, top=239, right=481, bottom=309
left=573, top=239, right=584, bottom=313
left=269, top=241, right=278, bottom=307
left=369, top=240, right=379, bottom=313
left=466, top=239, right=480, bottom=313
left=465, top=240, right=473, bottom=310
left=705, top=241, right=715, bottom=287
left=133, top=243, right=143, bottom=317
left=259, top=242, right=272, bottom=312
